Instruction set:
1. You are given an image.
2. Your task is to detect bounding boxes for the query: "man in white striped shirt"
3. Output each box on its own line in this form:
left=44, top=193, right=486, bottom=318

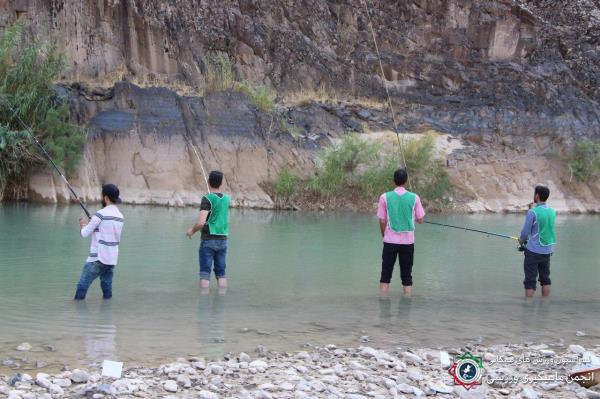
left=75, top=184, right=124, bottom=300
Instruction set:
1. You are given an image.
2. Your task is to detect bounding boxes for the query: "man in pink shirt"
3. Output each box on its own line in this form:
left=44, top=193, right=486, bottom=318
left=377, top=169, right=425, bottom=297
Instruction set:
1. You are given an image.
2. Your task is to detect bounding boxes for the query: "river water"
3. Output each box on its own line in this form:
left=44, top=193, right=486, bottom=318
left=0, top=204, right=598, bottom=370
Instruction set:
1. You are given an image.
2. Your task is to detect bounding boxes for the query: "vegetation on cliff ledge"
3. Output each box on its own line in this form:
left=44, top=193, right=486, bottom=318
left=0, top=24, right=85, bottom=199
left=273, top=133, right=452, bottom=210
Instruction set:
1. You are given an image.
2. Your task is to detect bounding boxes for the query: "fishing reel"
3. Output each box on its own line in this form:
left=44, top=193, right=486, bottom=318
left=518, top=240, right=527, bottom=252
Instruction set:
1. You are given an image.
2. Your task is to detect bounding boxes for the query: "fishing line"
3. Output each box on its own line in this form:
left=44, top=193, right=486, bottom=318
left=423, top=220, right=519, bottom=241
left=360, top=0, right=409, bottom=175
left=0, top=96, right=91, bottom=218
left=181, top=131, right=210, bottom=194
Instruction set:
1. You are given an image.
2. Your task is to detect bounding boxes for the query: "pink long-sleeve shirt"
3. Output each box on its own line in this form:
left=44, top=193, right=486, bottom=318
left=377, top=187, right=425, bottom=244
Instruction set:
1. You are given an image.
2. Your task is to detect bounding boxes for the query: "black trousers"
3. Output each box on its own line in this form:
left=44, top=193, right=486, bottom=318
left=381, top=243, right=414, bottom=285
left=523, top=249, right=551, bottom=290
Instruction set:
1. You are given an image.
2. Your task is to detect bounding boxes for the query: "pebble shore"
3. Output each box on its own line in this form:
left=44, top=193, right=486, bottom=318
left=2, top=342, right=599, bottom=399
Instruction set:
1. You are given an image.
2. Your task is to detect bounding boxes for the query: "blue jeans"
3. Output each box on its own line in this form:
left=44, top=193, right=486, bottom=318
left=199, top=240, right=227, bottom=280
left=74, top=261, right=115, bottom=300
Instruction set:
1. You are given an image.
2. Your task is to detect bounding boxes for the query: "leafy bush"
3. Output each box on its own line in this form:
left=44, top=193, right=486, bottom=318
left=236, top=81, right=274, bottom=112
left=0, top=23, right=85, bottom=198
left=568, top=139, right=600, bottom=182
left=274, top=165, right=297, bottom=200
left=310, top=134, right=380, bottom=196
left=310, top=132, right=451, bottom=205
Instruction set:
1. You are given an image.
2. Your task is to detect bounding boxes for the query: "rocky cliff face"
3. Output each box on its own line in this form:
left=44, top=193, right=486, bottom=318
left=1, top=0, right=599, bottom=211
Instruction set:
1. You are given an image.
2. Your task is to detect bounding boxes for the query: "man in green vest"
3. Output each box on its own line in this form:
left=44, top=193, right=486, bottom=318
left=519, top=185, right=556, bottom=298
left=186, top=171, right=231, bottom=290
left=377, top=169, right=425, bottom=297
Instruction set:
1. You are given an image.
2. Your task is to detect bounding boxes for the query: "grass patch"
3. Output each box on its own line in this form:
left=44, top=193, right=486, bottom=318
left=236, top=81, right=274, bottom=112
left=274, top=165, right=298, bottom=200
left=567, top=139, right=600, bottom=182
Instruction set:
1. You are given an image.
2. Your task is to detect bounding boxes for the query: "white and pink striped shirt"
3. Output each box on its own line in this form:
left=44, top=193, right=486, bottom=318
left=81, top=204, right=124, bottom=266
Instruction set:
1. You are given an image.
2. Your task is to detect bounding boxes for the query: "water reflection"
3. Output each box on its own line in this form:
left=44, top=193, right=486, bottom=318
left=75, top=301, right=117, bottom=365
left=197, top=289, right=227, bottom=358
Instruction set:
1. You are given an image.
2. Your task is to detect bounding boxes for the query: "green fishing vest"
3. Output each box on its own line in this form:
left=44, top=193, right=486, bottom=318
left=205, top=192, right=230, bottom=236
left=385, top=190, right=416, bottom=232
left=531, top=205, right=556, bottom=246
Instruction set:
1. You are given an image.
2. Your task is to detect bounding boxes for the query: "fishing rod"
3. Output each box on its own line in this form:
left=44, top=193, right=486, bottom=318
left=424, top=220, right=519, bottom=241
left=0, top=97, right=91, bottom=218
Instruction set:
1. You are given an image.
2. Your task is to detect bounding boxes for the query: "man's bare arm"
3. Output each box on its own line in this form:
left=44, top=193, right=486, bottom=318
left=187, top=210, right=209, bottom=238
left=379, top=219, right=386, bottom=237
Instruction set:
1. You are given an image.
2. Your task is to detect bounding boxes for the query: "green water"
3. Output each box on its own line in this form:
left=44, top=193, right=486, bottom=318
left=0, top=204, right=598, bottom=370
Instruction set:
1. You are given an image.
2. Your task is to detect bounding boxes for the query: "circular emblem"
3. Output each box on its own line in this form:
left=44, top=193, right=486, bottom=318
left=448, top=352, right=484, bottom=389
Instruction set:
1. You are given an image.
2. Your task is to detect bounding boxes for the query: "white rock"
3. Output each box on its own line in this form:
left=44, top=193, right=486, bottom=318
left=407, top=367, right=425, bottom=381
left=16, top=343, right=32, bottom=351
left=310, top=380, right=327, bottom=392
left=570, top=344, right=586, bottom=354
left=348, top=360, right=365, bottom=370
left=576, top=331, right=587, bottom=337
left=70, top=369, right=90, bottom=383
left=294, top=391, right=309, bottom=398
left=428, top=381, right=453, bottom=394
left=254, top=390, right=272, bottom=399
left=198, top=391, right=219, bottom=399
left=352, top=370, right=367, bottom=381
left=177, top=374, right=192, bottom=388
left=49, top=384, right=64, bottom=395
left=52, top=378, right=71, bottom=387
left=210, top=365, right=224, bottom=375
left=360, top=346, right=379, bottom=358
left=7, top=392, right=22, bottom=399
left=540, top=382, right=560, bottom=391
left=239, top=352, right=251, bottom=363
left=521, top=386, right=540, bottom=399
left=36, top=376, right=52, bottom=389
left=322, top=375, right=338, bottom=385
left=280, top=382, right=295, bottom=391
left=540, top=349, right=556, bottom=357
left=163, top=380, right=178, bottom=393
left=192, top=360, right=206, bottom=370
left=402, top=351, right=423, bottom=364
left=382, top=378, right=396, bottom=390
left=249, top=360, right=269, bottom=370
left=259, top=383, right=276, bottom=391
left=295, top=351, right=311, bottom=360
left=397, top=383, right=414, bottom=394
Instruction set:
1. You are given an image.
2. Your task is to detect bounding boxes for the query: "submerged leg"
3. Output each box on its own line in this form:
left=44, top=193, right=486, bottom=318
left=199, top=241, right=215, bottom=289
left=74, top=262, right=100, bottom=300
left=380, top=243, right=397, bottom=295
left=541, top=285, right=551, bottom=297
left=213, top=241, right=228, bottom=290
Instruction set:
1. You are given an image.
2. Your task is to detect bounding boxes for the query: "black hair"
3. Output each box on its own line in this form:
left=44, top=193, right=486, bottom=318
left=535, top=185, right=550, bottom=202
left=393, top=168, right=408, bottom=186
left=208, top=170, right=224, bottom=188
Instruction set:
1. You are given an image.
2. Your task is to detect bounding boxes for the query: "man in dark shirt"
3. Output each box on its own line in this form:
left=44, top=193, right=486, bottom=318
left=186, top=171, right=231, bottom=290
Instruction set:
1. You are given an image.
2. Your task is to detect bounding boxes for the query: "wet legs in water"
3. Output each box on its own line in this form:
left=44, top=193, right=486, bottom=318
left=74, top=261, right=114, bottom=300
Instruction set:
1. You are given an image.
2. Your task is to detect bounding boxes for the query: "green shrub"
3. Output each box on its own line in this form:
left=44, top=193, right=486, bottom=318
left=274, top=165, right=297, bottom=200
left=568, top=139, right=600, bottom=182
left=203, top=52, right=234, bottom=93
left=0, top=23, right=85, bottom=198
left=310, top=133, right=380, bottom=196
left=310, top=132, right=451, bottom=205
left=236, top=80, right=274, bottom=112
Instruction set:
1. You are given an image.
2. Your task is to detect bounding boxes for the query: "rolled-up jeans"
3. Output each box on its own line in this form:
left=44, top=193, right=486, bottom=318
left=74, top=261, right=115, bottom=300
left=199, top=239, right=228, bottom=280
